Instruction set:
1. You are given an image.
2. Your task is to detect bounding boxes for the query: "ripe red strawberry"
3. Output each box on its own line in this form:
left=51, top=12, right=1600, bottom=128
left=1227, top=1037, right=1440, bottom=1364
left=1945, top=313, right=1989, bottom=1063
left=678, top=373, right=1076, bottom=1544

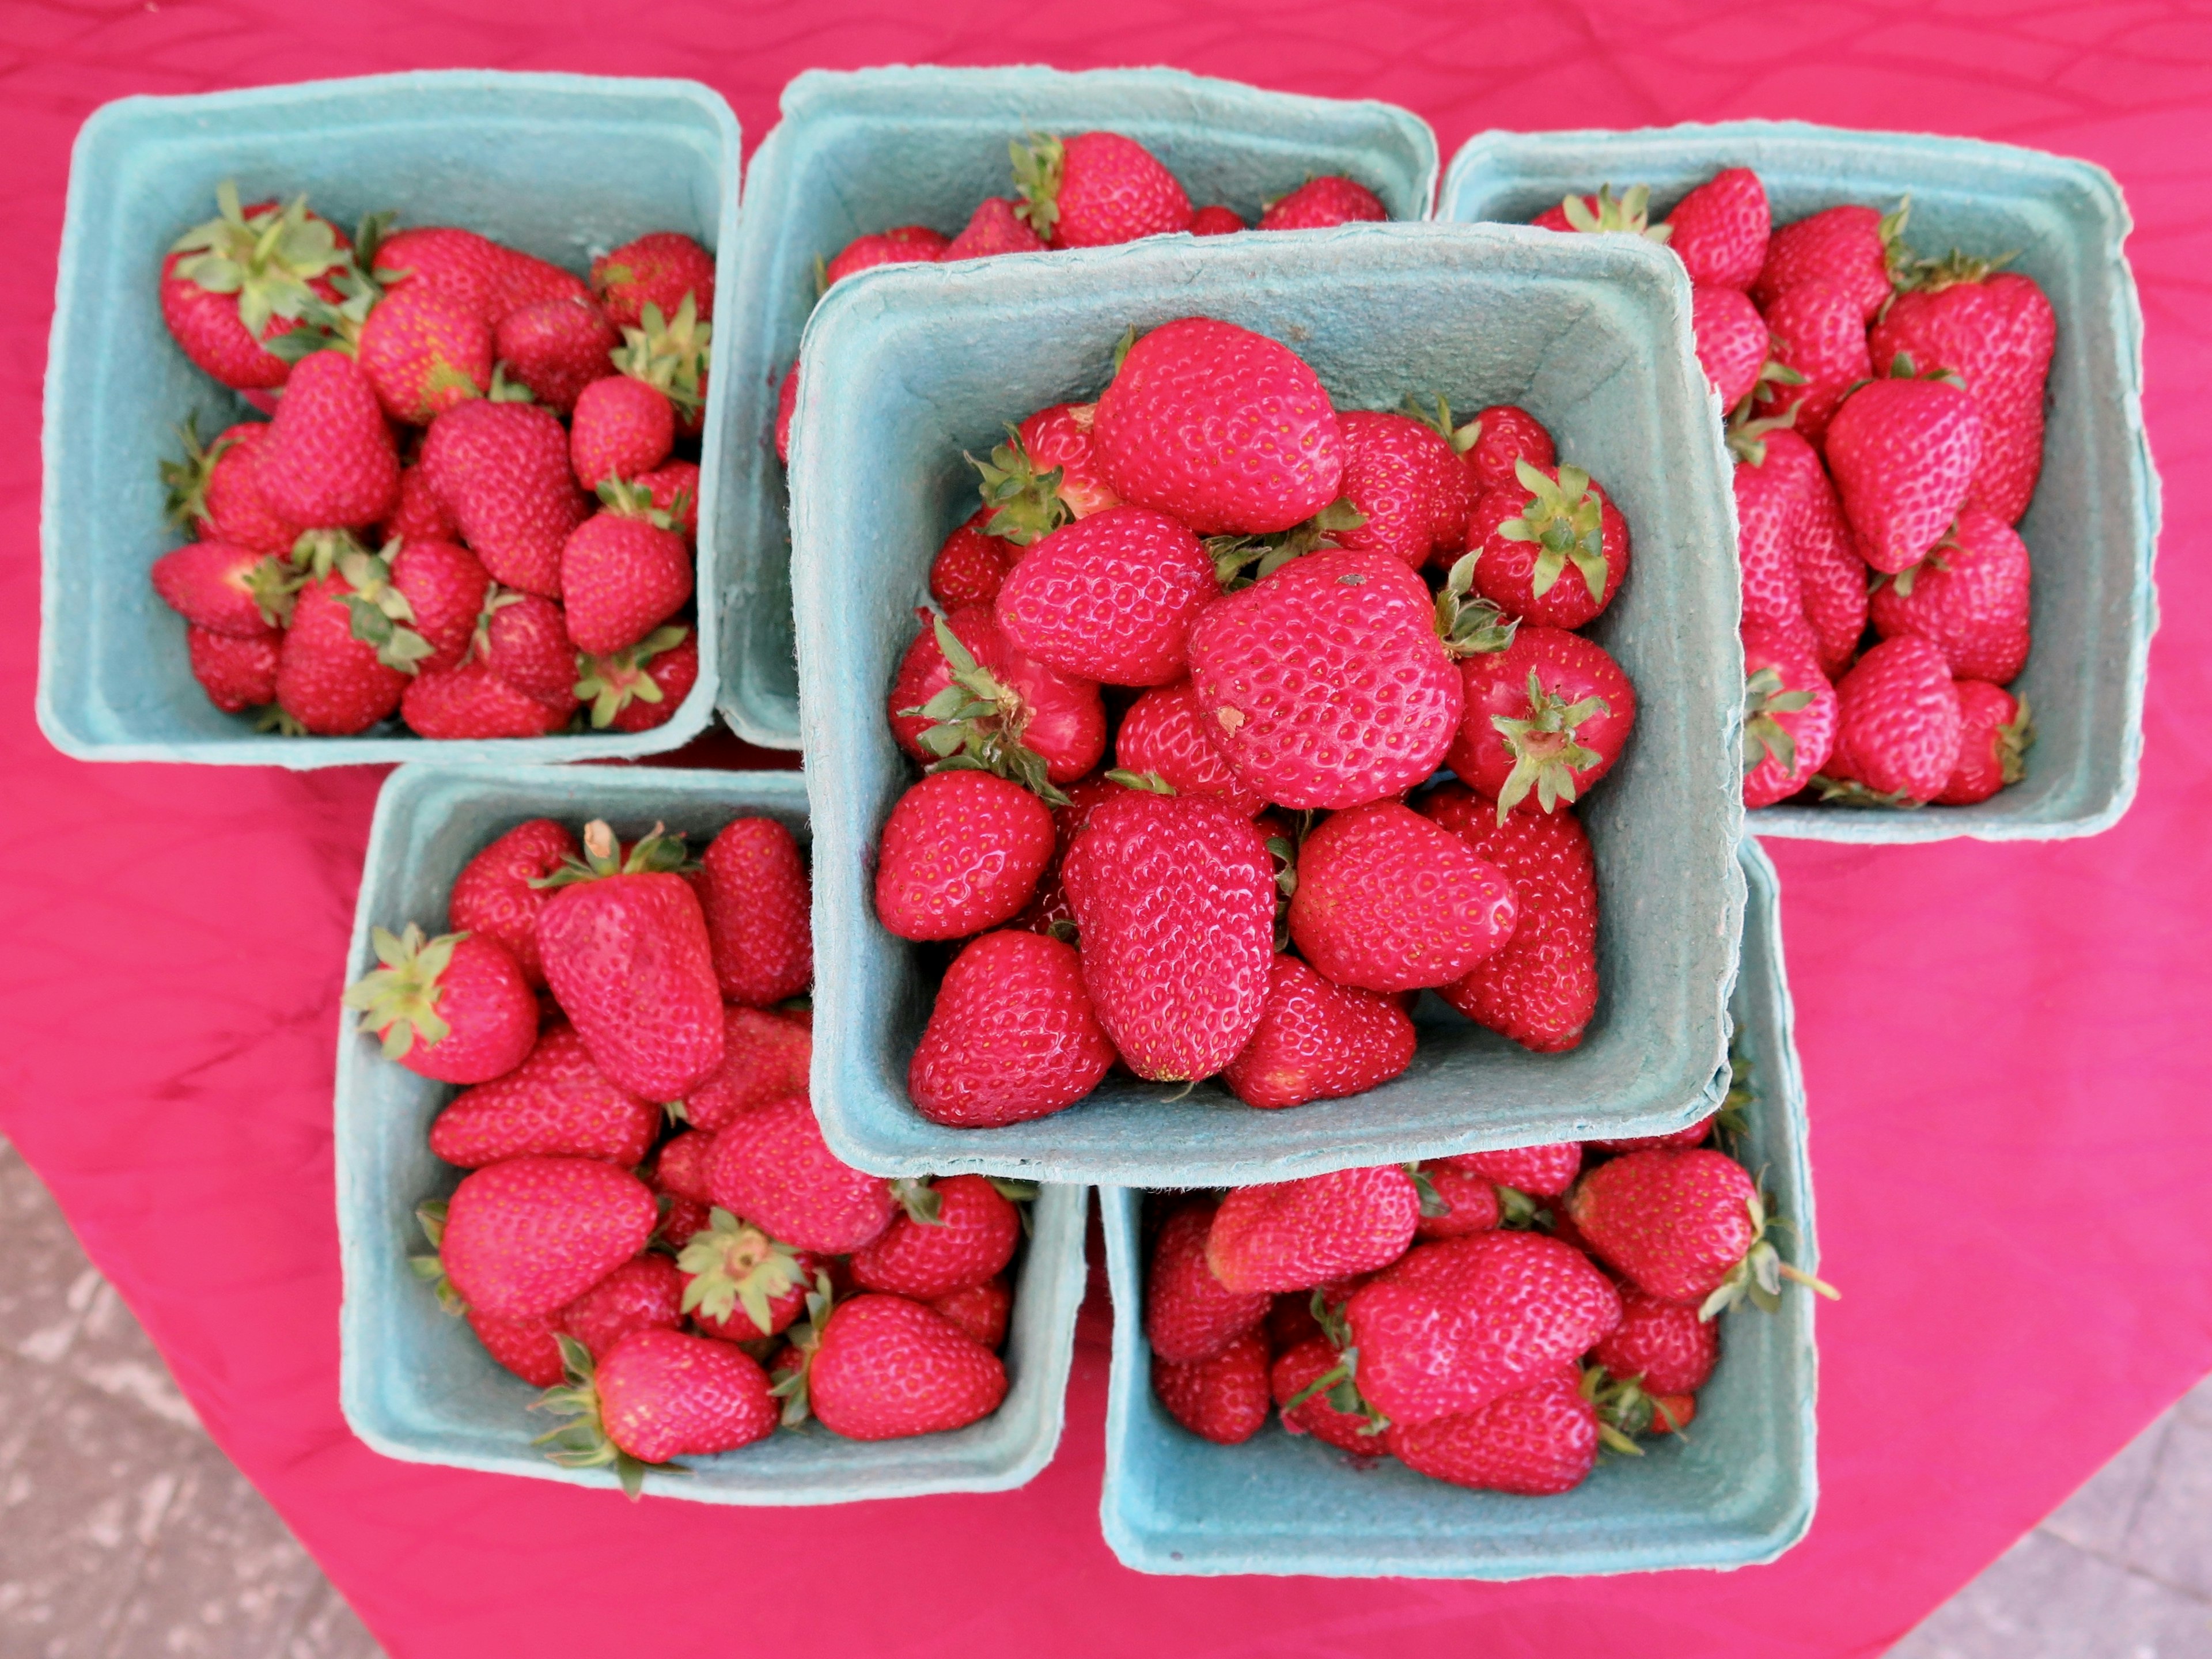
left=535, top=821, right=726, bottom=1100
left=652, top=1130, right=717, bottom=1204
left=908, top=929, right=1117, bottom=1127
left=1465, top=460, right=1630, bottom=628
left=930, top=512, right=1021, bottom=608
left=801, top=1293, right=1008, bottom=1440
left=388, top=539, right=489, bottom=671
left=889, top=607, right=1105, bottom=787
left=435, top=1156, right=658, bottom=1318
left=673, top=1209, right=816, bottom=1340
left=1448, top=627, right=1637, bottom=817
left=474, top=593, right=577, bottom=706
left=1016, top=402, right=1121, bottom=520
left=381, top=463, right=460, bottom=546
left=422, top=400, right=592, bottom=597
left=1664, top=167, right=1768, bottom=290
left=1333, top=410, right=1471, bottom=569
left=344, top=922, right=537, bottom=1083
left=1189, top=204, right=1246, bottom=236
left=1442, top=1142, right=1582, bottom=1199
left=1153, top=1328, right=1270, bottom=1445
left=824, top=225, right=948, bottom=285
left=1145, top=1198, right=1272, bottom=1363
left=1287, top=801, right=1518, bottom=993
left=160, top=186, right=349, bottom=389
left=1385, top=1363, right=1599, bottom=1495
left=1593, top=1288, right=1718, bottom=1395
left=1062, top=791, right=1275, bottom=1082
left=876, top=770, right=1055, bottom=941
left=681, top=1007, right=811, bottom=1132
left=1419, top=784, right=1599, bottom=1053
left=1260, top=176, right=1388, bottom=230
left=1870, top=507, right=2031, bottom=683
left=186, top=627, right=280, bottom=712
left=161, top=422, right=296, bottom=553
left=576, top=625, right=694, bottom=732
left=252, top=350, right=401, bottom=528
left=1692, top=284, right=1768, bottom=408
left=1732, top=429, right=1813, bottom=649
left=1752, top=282, right=1874, bottom=442
left=1454, top=403, right=1557, bottom=496
left=560, top=481, right=693, bottom=654
left=1206, top=1166, right=1421, bottom=1294
left=1092, top=317, right=1343, bottom=535
left=1825, top=635, right=1964, bottom=804
left=1792, top=465, right=1873, bottom=679
left=1272, top=1334, right=1385, bottom=1452
left=1115, top=680, right=1265, bottom=815
left=537, top=1328, right=775, bottom=1493
left=942, top=197, right=1048, bottom=261
left=994, top=506, right=1218, bottom=687
left=774, top=360, right=800, bottom=464
left=592, top=231, right=715, bottom=327
left=275, top=574, right=408, bottom=734
left=448, top=817, right=578, bottom=987
left=1824, top=372, right=1984, bottom=573
left=1588, top=1114, right=1717, bottom=1154
left=402, top=660, right=572, bottom=739
left=429, top=1024, right=657, bottom=1166
left=1870, top=262, right=2056, bottom=524
left=1222, top=955, right=1417, bottom=1111
left=694, top=817, right=812, bottom=1006
left=708, top=1093, right=896, bottom=1253
left=372, top=227, right=589, bottom=324
left=152, top=540, right=296, bottom=637
left=1414, top=1161, right=1502, bottom=1240
left=559, top=1254, right=684, bottom=1361
left=1187, top=546, right=1465, bottom=809
left=357, top=283, right=494, bottom=425
left=1742, top=624, right=1838, bottom=808
left=850, top=1176, right=1020, bottom=1300
left=635, top=460, right=700, bottom=540
left=1938, top=681, right=2032, bottom=805
left=471, top=1308, right=566, bottom=1386
left=1013, top=131, right=1191, bottom=248
left=1567, top=1147, right=1833, bottom=1313
left=1753, top=202, right=1908, bottom=320
left=570, top=373, right=674, bottom=491
left=1344, top=1230, right=1620, bottom=1425
left=931, top=1277, right=1012, bottom=1349
left=497, top=296, right=622, bottom=413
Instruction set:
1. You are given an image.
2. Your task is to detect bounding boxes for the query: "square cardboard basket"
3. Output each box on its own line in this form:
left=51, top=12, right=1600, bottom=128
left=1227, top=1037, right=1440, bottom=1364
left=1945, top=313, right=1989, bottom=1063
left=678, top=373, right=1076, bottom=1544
left=1097, top=838, right=1818, bottom=1580
left=336, top=762, right=1089, bottom=1505
left=1444, top=121, right=2161, bottom=843
left=791, top=222, right=1746, bottom=1189
left=40, top=71, right=741, bottom=768
left=715, top=63, right=1440, bottom=749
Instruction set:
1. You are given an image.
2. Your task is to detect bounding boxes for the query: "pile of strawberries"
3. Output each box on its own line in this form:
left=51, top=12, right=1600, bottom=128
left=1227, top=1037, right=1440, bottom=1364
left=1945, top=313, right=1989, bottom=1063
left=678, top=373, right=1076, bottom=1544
left=868, top=312, right=1642, bottom=1128
left=1531, top=171, right=2047, bottom=808
left=344, top=812, right=1023, bottom=1497
left=1142, top=1073, right=1832, bottom=1493
left=150, top=184, right=712, bottom=739
left=775, top=128, right=1392, bottom=460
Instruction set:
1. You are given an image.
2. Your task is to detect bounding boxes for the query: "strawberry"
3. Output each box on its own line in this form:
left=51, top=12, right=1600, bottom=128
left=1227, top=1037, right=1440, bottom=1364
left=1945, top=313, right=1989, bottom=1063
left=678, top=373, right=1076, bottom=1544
left=1259, top=176, right=1387, bottom=230
left=1870, top=260, right=2056, bottom=524
left=774, top=361, right=799, bottom=464
left=470, top=1308, right=567, bottom=1387
left=1465, top=460, right=1630, bottom=628
left=695, top=817, right=812, bottom=1006
left=1013, top=132, right=1191, bottom=248
left=1343, top=1230, right=1620, bottom=1425
left=683, top=1008, right=811, bottom=1132
left=1185, top=546, right=1467, bottom=809
left=1753, top=201, right=1908, bottom=320
left=876, top=770, right=1056, bottom=941
left=1824, top=635, right=1964, bottom=804
left=1593, top=1288, right=1718, bottom=1395
left=274, top=574, right=408, bottom=734
left=1113, top=680, right=1264, bottom=815
left=1443, top=1142, right=1582, bottom=1200
left=1412, top=1162, right=1501, bottom=1240
left=591, top=231, right=715, bottom=328
left=1222, top=955, right=1417, bottom=1111
left=1062, top=791, right=1275, bottom=1081
left=1792, top=464, right=1873, bottom=680
left=1692, top=284, right=1768, bottom=408
left=402, top=660, right=571, bottom=739
left=707, top=1093, right=897, bottom=1254
left=432, top=1157, right=658, bottom=1318
left=1267, top=1290, right=1325, bottom=1349
left=1014, top=402, right=1121, bottom=520
left=186, top=627, right=280, bottom=712
left=1742, top=625, right=1838, bottom=808
left=1664, top=167, right=1768, bottom=290
left=429, top=1022, right=657, bottom=1167
left=1385, top=1363, right=1599, bottom=1495
left=381, top=463, right=460, bottom=546
left=371, top=227, right=588, bottom=324
left=1588, top=1114, right=1717, bottom=1154
left=801, top=1293, right=1008, bottom=1440
left=1938, top=681, right=2032, bottom=805
left=160, top=185, right=349, bottom=389
left=1206, top=1166, right=1421, bottom=1294
left=674, top=1209, right=816, bottom=1339
left=535, top=821, right=726, bottom=1100
left=576, top=626, right=694, bottom=732
left=610, top=292, right=710, bottom=440
left=1287, top=801, right=1517, bottom=993
left=930, top=512, right=1021, bottom=608
left=448, top=818, right=578, bottom=987
left=1272, top=1333, right=1386, bottom=1452
left=1731, top=427, right=1813, bottom=649
left=536, top=1329, right=776, bottom=1495
left=152, top=540, right=296, bottom=638
left=635, top=460, right=700, bottom=541
left=251, top=349, right=401, bottom=528
left=1566, top=1147, right=1834, bottom=1313
left=570, top=373, right=675, bottom=490
left=559, top=1254, right=685, bottom=1361
left=1446, top=626, right=1637, bottom=817
left=1531, top=184, right=1669, bottom=242
left=475, top=592, right=579, bottom=706
left=994, top=506, right=1218, bottom=686
left=1823, top=371, right=1984, bottom=573
left=161, top=421, right=294, bottom=553
left=930, top=1277, right=1012, bottom=1349
left=652, top=1130, right=717, bottom=1204
left=823, top=225, right=948, bottom=286
left=1418, top=784, right=1598, bottom=1053
left=850, top=1175, right=1020, bottom=1300
left=942, top=198, right=1048, bottom=261
left=1869, top=507, right=2032, bottom=683
left=1189, top=204, right=1246, bottom=236
left=497, top=296, right=623, bottom=413
left=560, top=480, right=693, bottom=654
left=1449, top=402, right=1558, bottom=497
left=344, top=922, right=537, bottom=1083
left=1153, top=1329, right=1271, bottom=1445
left=422, top=400, right=592, bottom=597
left=1145, top=1198, right=1272, bottom=1363
left=1332, top=410, right=1471, bottom=569
left=1752, top=282, right=1873, bottom=442
left=357, top=282, right=494, bottom=425
left=890, top=607, right=1105, bottom=788
left=1092, top=317, right=1343, bottom=535
left=908, top=929, right=1117, bottom=1127
left=388, top=539, right=489, bottom=671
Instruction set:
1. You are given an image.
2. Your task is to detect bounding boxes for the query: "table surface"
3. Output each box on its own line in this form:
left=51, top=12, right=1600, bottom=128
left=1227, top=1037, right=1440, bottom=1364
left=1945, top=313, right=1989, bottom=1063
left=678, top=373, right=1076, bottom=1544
left=5, top=5, right=2209, bottom=1656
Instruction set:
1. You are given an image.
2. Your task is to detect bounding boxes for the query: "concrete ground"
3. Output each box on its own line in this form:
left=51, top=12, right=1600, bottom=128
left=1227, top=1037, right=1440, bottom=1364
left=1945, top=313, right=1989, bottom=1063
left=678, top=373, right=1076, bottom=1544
left=1, top=1135, right=2205, bottom=1658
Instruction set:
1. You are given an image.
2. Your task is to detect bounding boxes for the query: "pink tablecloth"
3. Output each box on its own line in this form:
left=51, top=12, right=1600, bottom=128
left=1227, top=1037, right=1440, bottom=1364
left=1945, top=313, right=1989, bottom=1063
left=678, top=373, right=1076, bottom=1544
left=3, top=5, right=2209, bottom=1655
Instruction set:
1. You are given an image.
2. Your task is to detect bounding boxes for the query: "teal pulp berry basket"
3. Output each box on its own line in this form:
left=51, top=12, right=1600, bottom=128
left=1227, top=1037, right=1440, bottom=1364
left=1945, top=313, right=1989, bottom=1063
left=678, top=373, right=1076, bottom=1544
left=1098, top=838, right=1818, bottom=1579
left=789, top=222, right=1746, bottom=1188
left=336, top=763, right=1088, bottom=1503
left=715, top=64, right=1440, bottom=749
left=39, top=71, right=740, bottom=767
left=1443, top=121, right=2159, bottom=843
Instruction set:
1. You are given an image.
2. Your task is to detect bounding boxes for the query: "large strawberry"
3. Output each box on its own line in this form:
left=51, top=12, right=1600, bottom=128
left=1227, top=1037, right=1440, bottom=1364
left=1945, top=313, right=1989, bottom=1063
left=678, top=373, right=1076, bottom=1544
left=1752, top=281, right=1873, bottom=442
left=151, top=540, right=297, bottom=638
left=1823, top=370, right=1983, bottom=574
left=1260, top=175, right=1388, bottom=230
left=891, top=608, right=1105, bottom=790
left=1730, top=426, right=1814, bottom=650
left=1012, top=132, right=1191, bottom=248
left=344, top=922, right=537, bottom=1084
left=1741, top=624, right=1837, bottom=808
left=851, top=1176, right=1020, bottom=1300
left=402, top=658, right=573, bottom=740
left=1222, top=955, right=1417, bottom=1111
left=796, top=1293, right=1008, bottom=1440
left=1385, top=1363, right=1600, bottom=1495
left=994, top=506, right=1219, bottom=685
left=692, top=817, right=811, bottom=1006
left=1938, top=681, right=2032, bottom=806
left=591, top=230, right=715, bottom=328
left=823, top=224, right=948, bottom=285
left=908, top=929, right=1115, bottom=1127
left=876, top=770, right=1056, bottom=941
left=1568, top=1148, right=1834, bottom=1315
left=431, top=1156, right=658, bottom=1319
left=252, top=349, right=401, bottom=529
left=429, top=1025, right=658, bottom=1168
left=1664, top=167, right=1768, bottom=290
left=357, top=281, right=494, bottom=425
left=496, top=296, right=623, bottom=414
left=1752, top=201, right=1909, bottom=320
left=559, top=1254, right=685, bottom=1361
left=1446, top=626, right=1637, bottom=817
left=385, top=539, right=488, bottom=672
left=560, top=480, right=693, bottom=655
left=1206, top=1166, right=1421, bottom=1294
left=1060, top=791, right=1275, bottom=1082
left=1092, top=317, right=1343, bottom=535
left=1594, top=1288, right=1719, bottom=1395
left=942, top=198, right=1047, bottom=261
left=274, top=573, right=409, bottom=733
left=161, top=421, right=295, bottom=554
left=1153, top=1329, right=1271, bottom=1445
left=1113, top=681, right=1264, bottom=815
left=448, top=818, right=578, bottom=987
left=1331, top=410, right=1471, bottom=569
left=1823, top=635, right=1963, bottom=805
left=160, top=185, right=350, bottom=390
left=535, top=821, right=725, bottom=1100
left=422, top=399, right=592, bottom=597
left=681, top=1007, right=810, bottom=1133
left=535, top=1329, right=776, bottom=1497
left=707, top=1093, right=897, bottom=1253
left=1286, top=801, right=1518, bottom=993
left=372, top=226, right=588, bottom=324
left=1441, top=1142, right=1582, bottom=1200
left=1145, top=1198, right=1272, bottom=1363
left=1464, top=460, right=1630, bottom=629
left=1691, top=283, right=1768, bottom=409
left=1869, top=508, right=2031, bottom=683
left=570, top=373, right=675, bottom=490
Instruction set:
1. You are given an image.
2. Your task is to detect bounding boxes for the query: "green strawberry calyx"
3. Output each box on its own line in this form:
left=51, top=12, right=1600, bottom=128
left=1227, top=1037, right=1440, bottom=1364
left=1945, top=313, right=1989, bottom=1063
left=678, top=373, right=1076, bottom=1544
left=1403, top=392, right=1484, bottom=456
left=1808, top=775, right=1920, bottom=810
left=902, top=614, right=1073, bottom=807
left=676, top=1209, right=810, bottom=1335
left=1208, top=498, right=1369, bottom=590
left=890, top=1176, right=944, bottom=1226
left=596, top=476, right=683, bottom=531
left=1580, top=1363, right=1671, bottom=1453
left=332, top=541, right=437, bottom=673
left=1434, top=552, right=1518, bottom=658
left=969, top=429, right=1070, bottom=546
left=1558, top=184, right=1672, bottom=245
left=1743, top=665, right=1817, bottom=778
left=1696, top=1188, right=1840, bottom=1321
left=574, top=625, right=690, bottom=729
left=1278, top=1298, right=1391, bottom=1438
left=1493, top=1183, right=1548, bottom=1230
left=1488, top=671, right=1608, bottom=821
left=531, top=1334, right=675, bottom=1501
left=1495, top=457, right=1609, bottom=604
left=1733, top=358, right=1809, bottom=426
left=1009, top=133, right=1066, bottom=241
left=613, top=293, right=710, bottom=414
left=1893, top=241, right=2015, bottom=294
left=1725, top=402, right=1802, bottom=468
left=1104, top=768, right=1175, bottom=795
left=1995, top=693, right=2035, bottom=787
left=536, top=820, right=695, bottom=888
left=168, top=181, right=348, bottom=341
left=767, top=1272, right=838, bottom=1427
left=1404, top=1163, right=1452, bottom=1219
left=407, top=1198, right=464, bottom=1315
left=158, top=416, right=236, bottom=527
left=342, top=923, right=466, bottom=1060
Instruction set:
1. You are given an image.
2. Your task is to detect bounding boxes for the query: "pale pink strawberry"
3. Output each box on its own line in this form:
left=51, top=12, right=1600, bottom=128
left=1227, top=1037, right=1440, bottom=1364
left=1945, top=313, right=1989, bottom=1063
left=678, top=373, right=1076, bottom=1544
left=1222, top=955, right=1416, bottom=1111
left=908, top=930, right=1117, bottom=1128
left=941, top=197, right=1047, bottom=261
left=1206, top=1166, right=1422, bottom=1293
left=1260, top=176, right=1387, bottom=230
